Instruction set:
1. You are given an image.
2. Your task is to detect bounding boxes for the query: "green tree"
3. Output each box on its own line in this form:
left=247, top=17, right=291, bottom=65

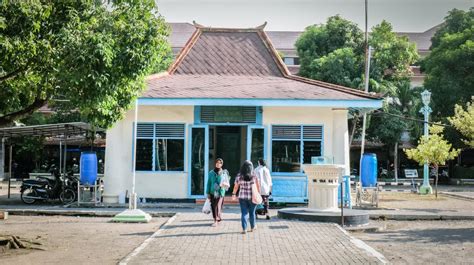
left=448, top=99, right=474, bottom=147
left=422, top=8, right=474, bottom=119
left=296, top=16, right=418, bottom=92
left=404, top=125, right=460, bottom=197
left=0, top=0, right=172, bottom=128
left=368, top=102, right=407, bottom=181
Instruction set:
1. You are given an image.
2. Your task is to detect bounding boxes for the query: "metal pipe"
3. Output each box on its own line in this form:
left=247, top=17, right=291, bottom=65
left=8, top=143, right=12, bottom=199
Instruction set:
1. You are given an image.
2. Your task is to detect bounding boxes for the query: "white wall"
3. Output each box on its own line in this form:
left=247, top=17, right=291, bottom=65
left=103, top=106, right=194, bottom=203
left=104, top=105, right=350, bottom=202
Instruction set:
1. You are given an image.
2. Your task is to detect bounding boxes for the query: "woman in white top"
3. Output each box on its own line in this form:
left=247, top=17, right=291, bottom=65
left=254, top=159, right=272, bottom=220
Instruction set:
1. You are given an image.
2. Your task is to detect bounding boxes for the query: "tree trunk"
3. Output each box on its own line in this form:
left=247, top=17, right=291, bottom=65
left=435, top=164, right=439, bottom=199
left=394, top=142, right=399, bottom=183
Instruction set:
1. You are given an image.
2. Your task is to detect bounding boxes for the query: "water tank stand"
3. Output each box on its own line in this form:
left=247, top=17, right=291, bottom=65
left=77, top=179, right=102, bottom=206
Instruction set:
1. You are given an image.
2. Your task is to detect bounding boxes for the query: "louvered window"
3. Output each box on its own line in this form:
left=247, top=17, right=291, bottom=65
left=200, top=106, right=257, bottom=123
left=135, top=123, right=185, bottom=172
left=271, top=125, right=323, bottom=173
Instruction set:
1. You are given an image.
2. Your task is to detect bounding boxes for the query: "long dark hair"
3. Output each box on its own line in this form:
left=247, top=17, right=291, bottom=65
left=239, top=160, right=254, bottom=181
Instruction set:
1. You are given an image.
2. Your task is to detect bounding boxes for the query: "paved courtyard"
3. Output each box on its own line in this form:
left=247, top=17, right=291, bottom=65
left=124, top=213, right=386, bottom=264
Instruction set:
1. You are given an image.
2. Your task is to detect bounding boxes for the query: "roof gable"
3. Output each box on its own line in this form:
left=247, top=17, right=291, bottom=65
left=169, top=23, right=289, bottom=77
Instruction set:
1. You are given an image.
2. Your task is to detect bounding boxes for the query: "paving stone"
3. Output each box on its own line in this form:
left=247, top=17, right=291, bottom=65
left=126, top=212, right=385, bottom=264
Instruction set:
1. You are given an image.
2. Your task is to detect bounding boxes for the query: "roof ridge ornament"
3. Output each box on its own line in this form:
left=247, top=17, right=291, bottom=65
left=255, top=22, right=267, bottom=30
left=193, top=21, right=206, bottom=29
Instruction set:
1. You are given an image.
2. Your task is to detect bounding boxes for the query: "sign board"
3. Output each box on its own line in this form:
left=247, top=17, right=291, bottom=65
left=404, top=169, right=418, bottom=178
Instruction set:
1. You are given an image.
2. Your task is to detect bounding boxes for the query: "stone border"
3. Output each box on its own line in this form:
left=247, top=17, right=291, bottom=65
left=335, top=224, right=389, bottom=264
left=118, top=213, right=179, bottom=265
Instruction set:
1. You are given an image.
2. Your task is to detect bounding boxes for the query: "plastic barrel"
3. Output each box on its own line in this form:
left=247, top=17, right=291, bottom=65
left=80, top=152, right=98, bottom=185
left=361, top=153, right=377, bottom=187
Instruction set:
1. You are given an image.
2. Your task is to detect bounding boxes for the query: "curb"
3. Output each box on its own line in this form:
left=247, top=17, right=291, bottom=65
left=336, top=224, right=388, bottom=264
left=119, top=213, right=179, bottom=265
left=369, top=214, right=474, bottom=221
left=440, top=192, right=474, bottom=201
left=4, top=209, right=175, bottom=218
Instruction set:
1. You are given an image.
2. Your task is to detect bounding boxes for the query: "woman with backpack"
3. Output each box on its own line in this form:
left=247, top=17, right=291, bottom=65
left=207, top=158, right=230, bottom=227
left=232, top=160, right=261, bottom=234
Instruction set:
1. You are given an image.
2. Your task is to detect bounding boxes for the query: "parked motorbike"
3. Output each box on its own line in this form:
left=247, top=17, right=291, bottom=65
left=20, top=167, right=76, bottom=205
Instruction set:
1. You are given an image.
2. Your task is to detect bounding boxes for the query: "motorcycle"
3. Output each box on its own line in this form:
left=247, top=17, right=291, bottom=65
left=20, top=167, right=76, bottom=205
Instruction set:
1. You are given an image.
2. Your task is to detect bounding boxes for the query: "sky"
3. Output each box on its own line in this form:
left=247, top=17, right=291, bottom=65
left=156, top=0, right=473, bottom=32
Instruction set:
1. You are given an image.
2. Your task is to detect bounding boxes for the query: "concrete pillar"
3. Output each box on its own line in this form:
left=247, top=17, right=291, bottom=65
left=103, top=120, right=130, bottom=204
left=332, top=109, right=350, bottom=175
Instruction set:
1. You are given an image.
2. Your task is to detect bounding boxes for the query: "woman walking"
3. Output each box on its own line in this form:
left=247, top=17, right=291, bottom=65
left=232, top=160, right=260, bottom=234
left=255, top=159, right=272, bottom=220
left=207, top=158, right=229, bottom=227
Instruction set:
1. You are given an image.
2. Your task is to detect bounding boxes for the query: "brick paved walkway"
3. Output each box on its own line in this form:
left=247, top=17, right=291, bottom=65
left=124, top=213, right=386, bottom=264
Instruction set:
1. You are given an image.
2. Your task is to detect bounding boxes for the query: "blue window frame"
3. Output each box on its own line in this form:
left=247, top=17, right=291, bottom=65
left=135, top=123, right=185, bottom=172
left=271, top=125, right=324, bottom=175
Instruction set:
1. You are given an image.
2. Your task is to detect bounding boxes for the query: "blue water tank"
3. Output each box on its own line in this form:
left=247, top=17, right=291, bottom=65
left=80, top=152, right=97, bottom=185
left=361, top=153, right=377, bottom=187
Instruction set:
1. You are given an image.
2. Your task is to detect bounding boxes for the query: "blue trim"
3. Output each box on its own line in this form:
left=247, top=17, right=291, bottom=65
left=256, top=107, right=263, bottom=125
left=246, top=125, right=266, bottom=162
left=188, top=125, right=209, bottom=197
left=138, top=98, right=383, bottom=108
left=194, top=106, right=201, bottom=124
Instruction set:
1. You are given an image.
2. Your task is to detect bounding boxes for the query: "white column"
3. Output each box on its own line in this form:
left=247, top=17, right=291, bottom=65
left=332, top=109, right=350, bottom=175
left=103, top=120, right=130, bottom=203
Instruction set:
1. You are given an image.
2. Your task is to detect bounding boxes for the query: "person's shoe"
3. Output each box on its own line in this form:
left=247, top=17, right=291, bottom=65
left=211, top=222, right=217, bottom=227
left=241, top=230, right=247, bottom=234
left=266, top=215, right=271, bottom=220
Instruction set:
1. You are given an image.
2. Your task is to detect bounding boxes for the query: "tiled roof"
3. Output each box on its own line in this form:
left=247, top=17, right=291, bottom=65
left=173, top=31, right=283, bottom=76
left=144, top=23, right=380, bottom=101
left=145, top=75, right=371, bottom=100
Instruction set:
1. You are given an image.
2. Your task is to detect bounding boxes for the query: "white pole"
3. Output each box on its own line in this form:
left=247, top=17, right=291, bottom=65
left=360, top=46, right=372, bottom=184
left=130, top=99, right=138, bottom=210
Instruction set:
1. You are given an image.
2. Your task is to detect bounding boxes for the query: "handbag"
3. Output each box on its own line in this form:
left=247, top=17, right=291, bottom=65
left=251, top=182, right=263, bottom=205
left=202, top=198, right=211, bottom=214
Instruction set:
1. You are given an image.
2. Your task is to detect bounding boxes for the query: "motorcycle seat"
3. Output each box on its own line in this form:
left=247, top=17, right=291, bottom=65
left=23, top=179, right=49, bottom=186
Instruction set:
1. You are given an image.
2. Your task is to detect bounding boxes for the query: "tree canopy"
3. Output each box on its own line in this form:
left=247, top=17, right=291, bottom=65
left=296, top=16, right=419, bottom=93
left=422, top=8, right=474, bottom=119
left=0, top=0, right=172, bottom=128
left=448, top=99, right=474, bottom=148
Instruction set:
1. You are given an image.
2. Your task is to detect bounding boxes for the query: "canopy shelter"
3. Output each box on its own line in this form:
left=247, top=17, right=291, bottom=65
left=0, top=122, right=103, bottom=198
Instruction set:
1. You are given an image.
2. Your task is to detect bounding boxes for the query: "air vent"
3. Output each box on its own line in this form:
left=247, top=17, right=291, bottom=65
left=272, top=125, right=301, bottom=140
left=136, top=123, right=154, bottom=138
left=303, top=126, right=323, bottom=140
left=155, top=124, right=185, bottom=138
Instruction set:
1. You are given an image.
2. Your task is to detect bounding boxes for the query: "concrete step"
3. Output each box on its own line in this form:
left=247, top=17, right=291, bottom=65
left=196, top=196, right=239, bottom=205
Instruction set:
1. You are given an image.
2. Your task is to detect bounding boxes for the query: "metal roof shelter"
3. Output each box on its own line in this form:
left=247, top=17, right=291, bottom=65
left=0, top=122, right=102, bottom=138
left=1, top=122, right=103, bottom=199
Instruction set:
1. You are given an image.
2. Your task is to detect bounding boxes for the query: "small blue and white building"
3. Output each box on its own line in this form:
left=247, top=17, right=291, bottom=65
left=103, top=24, right=382, bottom=203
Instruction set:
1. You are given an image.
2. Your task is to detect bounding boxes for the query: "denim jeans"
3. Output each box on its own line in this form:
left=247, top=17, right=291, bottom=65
left=239, top=199, right=257, bottom=231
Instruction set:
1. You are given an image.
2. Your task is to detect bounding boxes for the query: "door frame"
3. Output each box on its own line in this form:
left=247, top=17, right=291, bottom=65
left=188, top=124, right=209, bottom=198
left=246, top=125, right=268, bottom=163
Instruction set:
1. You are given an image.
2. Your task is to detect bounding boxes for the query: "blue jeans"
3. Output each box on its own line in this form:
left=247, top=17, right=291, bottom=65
left=239, top=199, right=257, bottom=231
